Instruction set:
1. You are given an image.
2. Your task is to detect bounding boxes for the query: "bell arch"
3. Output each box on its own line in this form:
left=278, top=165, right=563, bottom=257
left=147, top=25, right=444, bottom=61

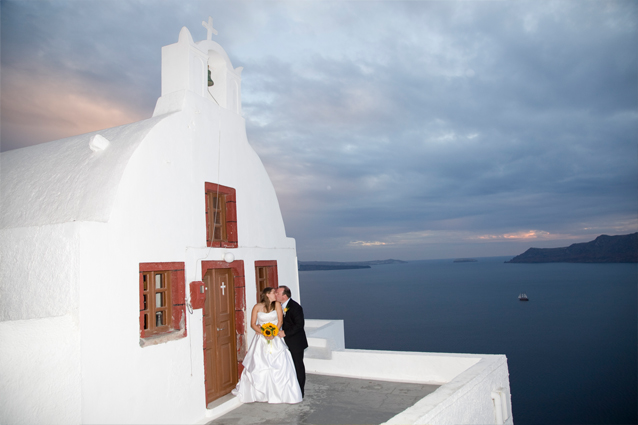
left=207, top=51, right=228, bottom=108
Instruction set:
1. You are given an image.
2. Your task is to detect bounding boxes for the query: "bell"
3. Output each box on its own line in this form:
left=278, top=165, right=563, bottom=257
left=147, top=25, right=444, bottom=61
left=208, top=69, right=214, bottom=87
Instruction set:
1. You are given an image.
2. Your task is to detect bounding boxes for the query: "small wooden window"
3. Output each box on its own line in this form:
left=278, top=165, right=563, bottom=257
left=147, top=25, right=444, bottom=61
left=256, top=267, right=268, bottom=301
left=255, top=261, right=278, bottom=303
left=141, top=271, right=171, bottom=335
left=139, top=262, right=186, bottom=341
left=207, top=192, right=227, bottom=242
left=205, top=183, right=238, bottom=248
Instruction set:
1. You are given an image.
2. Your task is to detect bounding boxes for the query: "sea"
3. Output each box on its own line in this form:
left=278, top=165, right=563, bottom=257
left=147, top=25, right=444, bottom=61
left=299, top=257, right=637, bottom=425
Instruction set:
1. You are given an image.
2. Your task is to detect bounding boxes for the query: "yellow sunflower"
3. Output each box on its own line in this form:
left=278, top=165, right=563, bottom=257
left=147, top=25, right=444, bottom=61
left=261, top=323, right=279, bottom=339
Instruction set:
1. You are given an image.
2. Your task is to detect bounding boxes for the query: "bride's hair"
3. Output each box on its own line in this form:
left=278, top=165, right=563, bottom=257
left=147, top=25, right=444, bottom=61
left=260, top=287, right=275, bottom=313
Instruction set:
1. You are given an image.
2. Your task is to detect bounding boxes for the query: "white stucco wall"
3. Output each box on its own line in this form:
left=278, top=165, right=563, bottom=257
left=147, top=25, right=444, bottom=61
left=0, top=223, right=84, bottom=425
left=0, top=315, right=81, bottom=425
left=0, top=223, right=80, bottom=321
left=384, top=355, right=512, bottom=424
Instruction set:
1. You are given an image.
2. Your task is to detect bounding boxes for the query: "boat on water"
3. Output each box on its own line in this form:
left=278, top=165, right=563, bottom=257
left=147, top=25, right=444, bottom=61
left=518, top=293, right=529, bottom=301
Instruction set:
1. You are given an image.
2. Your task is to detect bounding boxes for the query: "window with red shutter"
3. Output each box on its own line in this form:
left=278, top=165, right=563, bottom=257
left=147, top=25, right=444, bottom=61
left=139, top=262, right=186, bottom=344
left=254, top=260, right=278, bottom=303
left=205, top=183, right=238, bottom=248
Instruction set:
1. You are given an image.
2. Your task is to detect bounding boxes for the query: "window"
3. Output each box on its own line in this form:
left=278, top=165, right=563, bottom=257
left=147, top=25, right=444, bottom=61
left=254, top=261, right=278, bottom=302
left=139, top=262, right=186, bottom=340
left=205, top=183, right=237, bottom=248
left=208, top=193, right=227, bottom=242
left=256, top=267, right=268, bottom=297
left=141, top=271, right=171, bottom=334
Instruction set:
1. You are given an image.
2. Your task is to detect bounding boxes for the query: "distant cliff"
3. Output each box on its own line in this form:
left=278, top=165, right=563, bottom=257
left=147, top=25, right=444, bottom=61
left=298, top=259, right=407, bottom=271
left=506, top=233, right=638, bottom=263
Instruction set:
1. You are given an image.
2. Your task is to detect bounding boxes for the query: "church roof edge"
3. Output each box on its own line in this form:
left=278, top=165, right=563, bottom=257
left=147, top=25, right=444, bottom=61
left=0, top=115, right=169, bottom=230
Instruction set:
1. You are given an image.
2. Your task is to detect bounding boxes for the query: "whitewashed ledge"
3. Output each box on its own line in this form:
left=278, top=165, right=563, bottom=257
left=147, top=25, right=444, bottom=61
left=305, top=319, right=514, bottom=425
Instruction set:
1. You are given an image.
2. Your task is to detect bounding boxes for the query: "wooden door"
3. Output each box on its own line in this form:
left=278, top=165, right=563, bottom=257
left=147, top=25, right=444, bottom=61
left=203, top=268, right=238, bottom=404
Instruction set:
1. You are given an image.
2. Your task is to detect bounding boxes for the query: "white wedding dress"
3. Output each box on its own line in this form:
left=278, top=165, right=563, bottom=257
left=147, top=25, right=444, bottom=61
left=231, top=310, right=302, bottom=404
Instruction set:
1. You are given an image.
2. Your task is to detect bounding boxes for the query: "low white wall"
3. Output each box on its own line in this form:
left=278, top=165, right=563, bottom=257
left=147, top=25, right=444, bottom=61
left=306, top=349, right=480, bottom=385
left=0, top=315, right=81, bottom=425
left=384, top=355, right=513, bottom=425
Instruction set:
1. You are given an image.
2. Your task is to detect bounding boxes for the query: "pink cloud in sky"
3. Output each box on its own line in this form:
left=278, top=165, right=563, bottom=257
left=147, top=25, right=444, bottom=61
left=475, top=230, right=580, bottom=241
left=1, top=69, right=147, bottom=151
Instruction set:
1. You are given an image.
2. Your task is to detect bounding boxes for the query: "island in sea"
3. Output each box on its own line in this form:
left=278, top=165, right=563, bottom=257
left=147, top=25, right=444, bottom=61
left=298, top=259, right=407, bottom=271
left=506, top=233, right=638, bottom=263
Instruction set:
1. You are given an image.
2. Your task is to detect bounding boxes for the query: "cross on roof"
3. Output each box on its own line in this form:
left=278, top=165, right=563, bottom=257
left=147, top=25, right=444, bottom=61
left=202, top=16, right=218, bottom=40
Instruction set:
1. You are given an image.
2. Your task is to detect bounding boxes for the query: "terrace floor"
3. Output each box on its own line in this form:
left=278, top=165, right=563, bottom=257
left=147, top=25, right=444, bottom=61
left=206, top=373, right=439, bottom=425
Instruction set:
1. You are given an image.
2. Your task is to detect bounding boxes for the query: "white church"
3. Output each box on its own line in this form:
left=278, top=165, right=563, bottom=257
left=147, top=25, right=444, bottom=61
left=0, top=18, right=513, bottom=425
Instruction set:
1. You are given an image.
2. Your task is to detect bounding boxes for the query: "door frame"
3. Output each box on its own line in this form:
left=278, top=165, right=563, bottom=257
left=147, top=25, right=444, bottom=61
left=201, top=260, right=246, bottom=405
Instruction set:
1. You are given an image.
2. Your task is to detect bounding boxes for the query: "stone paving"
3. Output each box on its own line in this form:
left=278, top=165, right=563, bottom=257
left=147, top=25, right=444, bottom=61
left=207, top=373, right=439, bottom=425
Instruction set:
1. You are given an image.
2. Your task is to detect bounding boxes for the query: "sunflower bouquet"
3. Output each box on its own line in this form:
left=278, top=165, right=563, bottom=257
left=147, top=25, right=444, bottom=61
left=260, top=323, right=278, bottom=344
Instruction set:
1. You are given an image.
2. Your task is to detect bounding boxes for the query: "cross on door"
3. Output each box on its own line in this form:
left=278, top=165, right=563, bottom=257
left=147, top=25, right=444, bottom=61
left=220, top=281, right=226, bottom=296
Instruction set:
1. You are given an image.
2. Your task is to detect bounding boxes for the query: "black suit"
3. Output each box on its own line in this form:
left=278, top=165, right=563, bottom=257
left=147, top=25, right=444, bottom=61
left=282, top=298, right=308, bottom=396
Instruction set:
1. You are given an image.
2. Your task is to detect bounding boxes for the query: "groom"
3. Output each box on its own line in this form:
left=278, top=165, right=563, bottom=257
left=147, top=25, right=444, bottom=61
left=276, top=285, right=308, bottom=397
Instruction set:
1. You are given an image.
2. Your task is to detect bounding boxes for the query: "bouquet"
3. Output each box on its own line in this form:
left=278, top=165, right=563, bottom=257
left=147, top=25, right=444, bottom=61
left=260, top=323, right=278, bottom=343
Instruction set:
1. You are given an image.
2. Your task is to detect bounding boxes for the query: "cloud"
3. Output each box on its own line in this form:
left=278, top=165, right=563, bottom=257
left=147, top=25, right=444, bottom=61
left=475, top=230, right=566, bottom=241
left=1, top=67, right=147, bottom=151
left=240, top=1, right=637, bottom=259
left=348, top=241, right=390, bottom=247
left=1, top=0, right=636, bottom=260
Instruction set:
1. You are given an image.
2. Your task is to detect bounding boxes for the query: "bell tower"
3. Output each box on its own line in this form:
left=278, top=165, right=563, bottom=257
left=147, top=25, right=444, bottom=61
left=153, top=17, right=243, bottom=116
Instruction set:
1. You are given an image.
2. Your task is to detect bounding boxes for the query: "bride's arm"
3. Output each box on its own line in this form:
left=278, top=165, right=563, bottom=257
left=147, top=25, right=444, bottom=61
left=250, top=304, right=262, bottom=334
left=275, top=302, right=283, bottom=329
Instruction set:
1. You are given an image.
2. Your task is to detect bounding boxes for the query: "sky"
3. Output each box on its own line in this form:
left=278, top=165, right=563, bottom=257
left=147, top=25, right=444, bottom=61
left=1, top=0, right=637, bottom=261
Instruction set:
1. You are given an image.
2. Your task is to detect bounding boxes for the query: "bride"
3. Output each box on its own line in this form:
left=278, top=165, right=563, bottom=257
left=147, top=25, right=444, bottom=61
left=232, top=287, right=303, bottom=404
